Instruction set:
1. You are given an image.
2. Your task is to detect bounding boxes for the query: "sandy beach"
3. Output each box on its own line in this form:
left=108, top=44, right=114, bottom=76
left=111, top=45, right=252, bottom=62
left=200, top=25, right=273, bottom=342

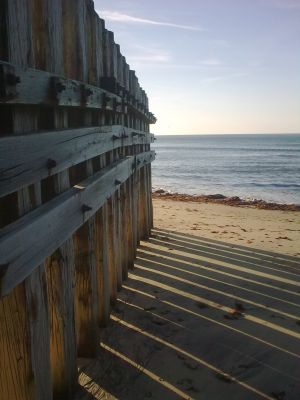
left=153, top=197, right=300, bottom=257
left=76, top=199, right=300, bottom=400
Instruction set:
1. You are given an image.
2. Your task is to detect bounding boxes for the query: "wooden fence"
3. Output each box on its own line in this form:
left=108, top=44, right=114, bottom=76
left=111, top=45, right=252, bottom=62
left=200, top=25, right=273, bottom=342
left=0, top=1, right=156, bottom=399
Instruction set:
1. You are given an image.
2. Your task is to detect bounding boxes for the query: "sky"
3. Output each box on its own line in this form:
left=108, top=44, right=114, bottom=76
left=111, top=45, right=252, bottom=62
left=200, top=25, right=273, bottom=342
left=94, top=0, right=300, bottom=135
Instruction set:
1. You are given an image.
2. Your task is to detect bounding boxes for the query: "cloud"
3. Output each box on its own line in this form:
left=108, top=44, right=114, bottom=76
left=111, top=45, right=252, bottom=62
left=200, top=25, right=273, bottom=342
left=200, top=72, right=249, bottom=84
left=128, top=54, right=171, bottom=63
left=262, top=0, right=300, bottom=9
left=126, top=48, right=172, bottom=69
left=200, top=58, right=222, bottom=66
left=98, top=10, right=204, bottom=31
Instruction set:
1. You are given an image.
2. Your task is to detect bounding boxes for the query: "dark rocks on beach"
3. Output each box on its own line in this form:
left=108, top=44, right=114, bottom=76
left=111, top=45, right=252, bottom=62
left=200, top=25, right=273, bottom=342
left=152, top=190, right=300, bottom=211
left=227, top=196, right=241, bottom=202
left=206, top=194, right=226, bottom=199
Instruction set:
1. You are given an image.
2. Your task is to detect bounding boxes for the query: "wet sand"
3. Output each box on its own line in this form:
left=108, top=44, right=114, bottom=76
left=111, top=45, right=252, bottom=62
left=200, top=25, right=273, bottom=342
left=75, top=199, right=300, bottom=400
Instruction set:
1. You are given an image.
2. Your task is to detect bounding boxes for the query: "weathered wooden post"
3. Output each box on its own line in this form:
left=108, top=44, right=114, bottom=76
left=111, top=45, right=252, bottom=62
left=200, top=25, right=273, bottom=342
left=0, top=2, right=52, bottom=399
left=0, top=1, right=156, bottom=399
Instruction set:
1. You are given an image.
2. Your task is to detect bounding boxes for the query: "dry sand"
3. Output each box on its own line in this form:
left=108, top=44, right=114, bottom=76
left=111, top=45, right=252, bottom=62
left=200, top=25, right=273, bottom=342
left=153, top=198, right=300, bottom=257
left=76, top=200, right=300, bottom=400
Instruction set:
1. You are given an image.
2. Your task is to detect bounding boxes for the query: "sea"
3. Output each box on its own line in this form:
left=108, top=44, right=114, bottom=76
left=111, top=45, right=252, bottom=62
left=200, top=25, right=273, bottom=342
left=152, top=134, right=300, bottom=205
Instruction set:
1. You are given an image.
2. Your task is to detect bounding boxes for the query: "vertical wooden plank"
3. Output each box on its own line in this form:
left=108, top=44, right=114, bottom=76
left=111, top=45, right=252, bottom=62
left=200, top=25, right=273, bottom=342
left=95, top=16, right=104, bottom=84
left=97, top=153, right=110, bottom=326
left=138, top=162, right=146, bottom=240
left=73, top=218, right=100, bottom=357
left=77, top=0, right=88, bottom=82
left=112, top=39, right=118, bottom=81
left=0, top=284, right=34, bottom=400
left=140, top=163, right=150, bottom=240
left=148, top=163, right=154, bottom=229
left=126, top=176, right=135, bottom=269
left=113, top=148, right=123, bottom=291
left=131, top=147, right=138, bottom=256
left=115, top=184, right=123, bottom=290
left=71, top=117, right=99, bottom=358
left=38, top=1, right=78, bottom=398
left=107, top=194, right=117, bottom=303
left=107, top=150, right=118, bottom=304
left=102, top=30, right=121, bottom=298
left=5, top=0, right=34, bottom=67
left=145, top=162, right=151, bottom=236
left=121, top=180, right=129, bottom=278
left=118, top=145, right=127, bottom=279
left=124, top=147, right=134, bottom=270
left=0, top=2, right=52, bottom=400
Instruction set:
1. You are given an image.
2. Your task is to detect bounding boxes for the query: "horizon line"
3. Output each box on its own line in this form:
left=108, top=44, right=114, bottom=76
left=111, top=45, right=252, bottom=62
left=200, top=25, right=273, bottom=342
left=154, top=132, right=300, bottom=136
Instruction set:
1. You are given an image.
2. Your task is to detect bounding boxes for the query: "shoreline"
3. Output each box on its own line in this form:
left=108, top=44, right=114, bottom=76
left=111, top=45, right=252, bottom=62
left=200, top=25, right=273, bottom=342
left=153, top=190, right=300, bottom=211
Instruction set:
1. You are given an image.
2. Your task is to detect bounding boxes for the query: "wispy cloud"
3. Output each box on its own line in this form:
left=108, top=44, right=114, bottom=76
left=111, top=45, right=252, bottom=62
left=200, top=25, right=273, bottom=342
left=262, top=0, right=300, bottom=9
left=128, top=54, right=171, bottom=63
left=200, top=58, right=222, bottom=66
left=200, top=72, right=249, bottom=84
left=126, top=47, right=172, bottom=68
left=98, top=10, right=205, bottom=31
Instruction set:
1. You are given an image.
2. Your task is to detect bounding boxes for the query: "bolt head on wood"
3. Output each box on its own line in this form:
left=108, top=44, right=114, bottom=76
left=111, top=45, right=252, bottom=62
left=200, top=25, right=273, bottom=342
left=6, top=73, right=21, bottom=85
left=81, top=204, right=92, bottom=213
left=46, top=158, right=57, bottom=169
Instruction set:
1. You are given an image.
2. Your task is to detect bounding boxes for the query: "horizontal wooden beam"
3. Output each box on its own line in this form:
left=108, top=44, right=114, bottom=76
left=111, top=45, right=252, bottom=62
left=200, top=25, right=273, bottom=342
left=0, top=61, right=118, bottom=110
left=0, top=61, right=156, bottom=122
left=0, top=151, right=155, bottom=296
left=0, top=125, right=154, bottom=197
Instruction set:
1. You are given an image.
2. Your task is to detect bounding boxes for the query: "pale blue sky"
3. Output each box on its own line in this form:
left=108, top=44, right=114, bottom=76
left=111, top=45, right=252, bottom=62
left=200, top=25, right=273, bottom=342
left=95, top=0, right=300, bottom=134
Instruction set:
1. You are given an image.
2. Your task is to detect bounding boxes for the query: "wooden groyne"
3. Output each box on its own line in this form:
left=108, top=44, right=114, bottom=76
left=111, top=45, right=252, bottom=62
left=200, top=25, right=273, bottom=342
left=0, top=1, right=156, bottom=399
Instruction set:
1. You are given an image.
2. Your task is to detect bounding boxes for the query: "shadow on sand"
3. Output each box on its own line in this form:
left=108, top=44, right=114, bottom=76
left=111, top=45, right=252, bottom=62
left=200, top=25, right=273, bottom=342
left=75, top=228, right=300, bottom=400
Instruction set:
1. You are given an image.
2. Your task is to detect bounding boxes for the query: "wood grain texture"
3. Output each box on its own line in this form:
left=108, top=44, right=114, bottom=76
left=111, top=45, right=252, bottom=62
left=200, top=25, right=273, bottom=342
left=71, top=10, right=101, bottom=360
left=0, top=138, right=154, bottom=295
left=37, top=2, right=79, bottom=397
left=0, top=2, right=52, bottom=400
left=0, top=1, right=156, bottom=398
left=0, top=125, right=153, bottom=197
left=0, top=61, right=121, bottom=110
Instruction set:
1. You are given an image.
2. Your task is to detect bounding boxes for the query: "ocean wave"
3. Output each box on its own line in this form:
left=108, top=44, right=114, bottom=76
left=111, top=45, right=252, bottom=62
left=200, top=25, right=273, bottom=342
left=232, top=183, right=300, bottom=189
